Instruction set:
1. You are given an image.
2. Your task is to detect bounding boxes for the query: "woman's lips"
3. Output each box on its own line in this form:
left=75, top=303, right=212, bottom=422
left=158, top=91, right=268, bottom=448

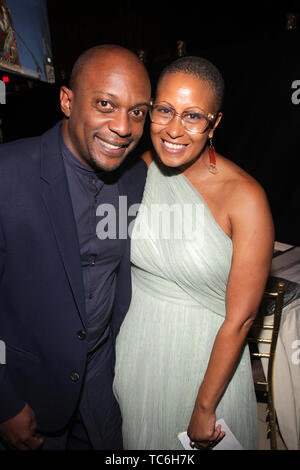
left=161, top=138, right=188, bottom=153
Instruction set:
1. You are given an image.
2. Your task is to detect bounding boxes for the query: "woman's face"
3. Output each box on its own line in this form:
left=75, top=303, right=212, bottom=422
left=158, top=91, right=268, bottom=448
left=151, top=72, right=221, bottom=169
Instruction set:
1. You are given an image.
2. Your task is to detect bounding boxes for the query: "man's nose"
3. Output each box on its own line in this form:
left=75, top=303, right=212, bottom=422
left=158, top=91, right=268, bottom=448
left=109, top=109, right=132, bottom=137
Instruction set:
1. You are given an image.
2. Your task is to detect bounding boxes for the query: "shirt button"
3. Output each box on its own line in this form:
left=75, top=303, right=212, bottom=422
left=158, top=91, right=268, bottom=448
left=77, top=330, right=86, bottom=340
left=70, top=372, right=80, bottom=382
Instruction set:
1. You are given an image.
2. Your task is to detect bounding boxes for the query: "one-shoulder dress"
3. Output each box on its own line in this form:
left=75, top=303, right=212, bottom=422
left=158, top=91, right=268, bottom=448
left=113, top=160, right=258, bottom=450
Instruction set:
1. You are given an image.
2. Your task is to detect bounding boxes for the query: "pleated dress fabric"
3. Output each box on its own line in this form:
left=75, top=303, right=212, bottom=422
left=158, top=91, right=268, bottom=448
left=113, top=160, right=258, bottom=450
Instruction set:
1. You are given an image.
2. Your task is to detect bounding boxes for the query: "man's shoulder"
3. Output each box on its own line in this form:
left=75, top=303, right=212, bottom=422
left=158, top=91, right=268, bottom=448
left=0, top=122, right=61, bottom=169
left=0, top=134, right=40, bottom=159
left=119, top=152, right=148, bottom=182
left=117, top=152, right=148, bottom=202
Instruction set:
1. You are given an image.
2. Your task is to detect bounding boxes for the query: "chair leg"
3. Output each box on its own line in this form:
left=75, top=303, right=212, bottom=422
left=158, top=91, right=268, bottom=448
left=267, top=392, right=277, bottom=450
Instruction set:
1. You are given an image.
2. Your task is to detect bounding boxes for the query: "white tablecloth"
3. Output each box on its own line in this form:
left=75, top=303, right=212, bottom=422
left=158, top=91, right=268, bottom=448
left=271, top=245, right=300, bottom=284
left=258, top=244, right=300, bottom=449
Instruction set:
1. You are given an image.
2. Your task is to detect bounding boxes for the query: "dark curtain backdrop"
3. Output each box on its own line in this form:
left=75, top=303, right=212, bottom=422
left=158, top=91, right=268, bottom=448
left=0, top=32, right=299, bottom=245
left=138, top=32, right=300, bottom=245
left=200, top=33, right=300, bottom=246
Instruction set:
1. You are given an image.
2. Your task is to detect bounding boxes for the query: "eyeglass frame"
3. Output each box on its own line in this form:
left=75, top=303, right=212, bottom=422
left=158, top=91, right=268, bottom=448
left=149, top=101, right=218, bottom=134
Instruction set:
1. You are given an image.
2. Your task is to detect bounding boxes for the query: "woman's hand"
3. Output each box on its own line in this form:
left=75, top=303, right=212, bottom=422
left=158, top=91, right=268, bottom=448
left=187, top=406, right=225, bottom=450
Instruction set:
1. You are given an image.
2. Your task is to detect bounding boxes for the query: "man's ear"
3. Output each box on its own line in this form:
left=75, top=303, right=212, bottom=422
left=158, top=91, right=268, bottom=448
left=60, top=86, right=73, bottom=118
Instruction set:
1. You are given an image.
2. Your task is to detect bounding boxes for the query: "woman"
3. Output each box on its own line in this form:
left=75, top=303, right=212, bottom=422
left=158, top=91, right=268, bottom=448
left=113, top=56, right=274, bottom=450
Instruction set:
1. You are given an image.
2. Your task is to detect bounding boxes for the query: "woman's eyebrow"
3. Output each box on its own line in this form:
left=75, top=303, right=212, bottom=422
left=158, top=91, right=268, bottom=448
left=154, top=101, right=206, bottom=112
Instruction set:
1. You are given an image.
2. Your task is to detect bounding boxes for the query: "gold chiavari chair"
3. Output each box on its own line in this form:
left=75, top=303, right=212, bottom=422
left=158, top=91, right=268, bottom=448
left=248, top=280, right=285, bottom=450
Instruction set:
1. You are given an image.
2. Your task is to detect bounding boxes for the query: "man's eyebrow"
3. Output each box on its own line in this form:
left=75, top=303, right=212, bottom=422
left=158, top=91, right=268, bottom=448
left=92, top=91, right=151, bottom=108
left=129, top=101, right=151, bottom=109
left=92, top=91, right=116, bottom=98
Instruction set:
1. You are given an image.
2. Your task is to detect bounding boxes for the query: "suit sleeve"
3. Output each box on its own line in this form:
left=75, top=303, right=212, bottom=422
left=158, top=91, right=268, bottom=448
left=0, top=218, right=26, bottom=423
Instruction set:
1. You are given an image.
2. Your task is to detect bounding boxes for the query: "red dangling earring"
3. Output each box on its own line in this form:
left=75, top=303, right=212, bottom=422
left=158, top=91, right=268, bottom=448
left=208, top=137, right=218, bottom=175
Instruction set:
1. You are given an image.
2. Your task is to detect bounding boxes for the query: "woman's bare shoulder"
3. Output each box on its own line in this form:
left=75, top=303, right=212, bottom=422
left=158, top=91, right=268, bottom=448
left=213, top=154, right=272, bottom=229
left=217, top=160, right=273, bottom=241
left=218, top=154, right=265, bottom=197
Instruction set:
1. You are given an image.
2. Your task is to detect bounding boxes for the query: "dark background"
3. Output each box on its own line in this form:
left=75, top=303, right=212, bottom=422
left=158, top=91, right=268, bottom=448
left=0, top=0, right=299, bottom=245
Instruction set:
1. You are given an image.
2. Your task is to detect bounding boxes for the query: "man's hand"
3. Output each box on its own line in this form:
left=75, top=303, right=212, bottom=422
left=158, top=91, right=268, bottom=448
left=0, top=403, right=44, bottom=450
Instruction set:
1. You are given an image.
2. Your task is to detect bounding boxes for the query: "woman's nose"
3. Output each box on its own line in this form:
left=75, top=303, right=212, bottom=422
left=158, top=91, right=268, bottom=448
left=165, top=115, right=185, bottom=139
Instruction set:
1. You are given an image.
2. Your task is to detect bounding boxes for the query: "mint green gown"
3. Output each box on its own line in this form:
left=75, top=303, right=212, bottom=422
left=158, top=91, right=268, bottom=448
left=113, top=160, right=258, bottom=450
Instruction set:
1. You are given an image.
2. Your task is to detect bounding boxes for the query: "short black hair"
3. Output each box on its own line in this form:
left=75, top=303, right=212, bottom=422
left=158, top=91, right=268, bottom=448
left=158, top=56, right=225, bottom=111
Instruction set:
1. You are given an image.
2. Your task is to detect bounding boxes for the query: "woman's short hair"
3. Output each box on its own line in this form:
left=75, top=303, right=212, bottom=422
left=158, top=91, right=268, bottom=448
left=158, top=56, right=225, bottom=111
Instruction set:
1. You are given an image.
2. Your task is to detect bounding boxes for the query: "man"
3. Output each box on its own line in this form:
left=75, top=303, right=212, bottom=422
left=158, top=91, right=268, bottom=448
left=0, top=44, right=151, bottom=450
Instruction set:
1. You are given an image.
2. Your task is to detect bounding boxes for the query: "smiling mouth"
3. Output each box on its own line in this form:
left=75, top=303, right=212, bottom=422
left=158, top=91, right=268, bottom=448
left=97, top=137, right=130, bottom=149
left=162, top=139, right=188, bottom=151
left=95, top=136, right=131, bottom=155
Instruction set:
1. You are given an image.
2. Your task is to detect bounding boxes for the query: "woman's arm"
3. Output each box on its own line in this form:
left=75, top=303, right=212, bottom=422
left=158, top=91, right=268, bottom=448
left=187, top=179, right=274, bottom=446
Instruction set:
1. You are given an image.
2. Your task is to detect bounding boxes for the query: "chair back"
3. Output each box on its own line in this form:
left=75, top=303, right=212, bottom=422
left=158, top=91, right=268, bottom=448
left=248, top=280, right=285, bottom=449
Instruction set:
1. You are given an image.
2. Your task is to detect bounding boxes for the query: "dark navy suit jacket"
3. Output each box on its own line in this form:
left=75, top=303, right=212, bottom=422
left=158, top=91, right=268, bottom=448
left=0, top=123, right=147, bottom=447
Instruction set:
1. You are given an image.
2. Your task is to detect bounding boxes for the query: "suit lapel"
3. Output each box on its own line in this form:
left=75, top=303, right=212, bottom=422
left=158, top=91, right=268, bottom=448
left=40, top=123, right=86, bottom=327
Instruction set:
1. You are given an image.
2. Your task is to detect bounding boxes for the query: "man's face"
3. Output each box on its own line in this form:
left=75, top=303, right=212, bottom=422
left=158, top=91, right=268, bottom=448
left=61, top=54, right=151, bottom=172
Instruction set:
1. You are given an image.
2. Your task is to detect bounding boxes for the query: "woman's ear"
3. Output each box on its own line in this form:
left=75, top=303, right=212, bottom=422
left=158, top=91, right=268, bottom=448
left=208, top=112, right=223, bottom=139
left=60, top=86, right=73, bottom=118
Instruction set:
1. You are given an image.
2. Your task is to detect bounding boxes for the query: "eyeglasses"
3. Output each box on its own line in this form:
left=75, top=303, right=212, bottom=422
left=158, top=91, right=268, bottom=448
left=149, top=103, right=216, bottom=134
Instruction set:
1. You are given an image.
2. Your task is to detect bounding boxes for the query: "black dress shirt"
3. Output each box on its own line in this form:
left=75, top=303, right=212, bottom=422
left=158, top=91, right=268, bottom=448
left=60, top=135, right=126, bottom=356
